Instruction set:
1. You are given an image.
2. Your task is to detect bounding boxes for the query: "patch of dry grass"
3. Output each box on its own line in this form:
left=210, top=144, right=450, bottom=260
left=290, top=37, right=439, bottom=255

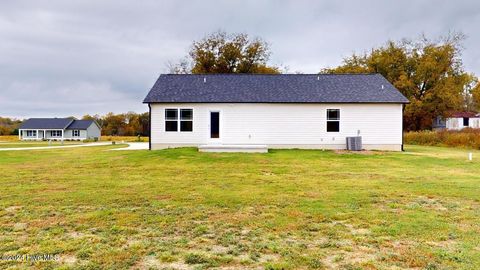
left=100, top=135, right=148, bottom=142
left=0, top=135, right=19, bottom=142
left=405, top=129, right=480, bottom=149
left=0, top=145, right=479, bottom=269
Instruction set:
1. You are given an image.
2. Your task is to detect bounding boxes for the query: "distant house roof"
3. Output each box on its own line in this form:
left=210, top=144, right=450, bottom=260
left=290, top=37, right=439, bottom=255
left=19, top=118, right=99, bottom=130
left=19, top=118, right=74, bottom=129
left=143, top=74, right=409, bottom=104
left=449, top=112, right=479, bottom=118
left=66, top=120, right=97, bottom=130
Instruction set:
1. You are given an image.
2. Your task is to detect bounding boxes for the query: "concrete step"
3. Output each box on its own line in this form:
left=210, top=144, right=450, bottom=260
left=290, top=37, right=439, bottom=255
left=198, top=144, right=268, bottom=153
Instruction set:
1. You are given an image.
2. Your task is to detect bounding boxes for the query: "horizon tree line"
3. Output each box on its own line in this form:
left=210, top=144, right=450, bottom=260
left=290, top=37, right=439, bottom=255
left=1, top=31, right=479, bottom=133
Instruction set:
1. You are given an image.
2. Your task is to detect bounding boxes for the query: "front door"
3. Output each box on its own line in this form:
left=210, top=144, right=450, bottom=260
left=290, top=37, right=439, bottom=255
left=210, top=111, right=220, bottom=139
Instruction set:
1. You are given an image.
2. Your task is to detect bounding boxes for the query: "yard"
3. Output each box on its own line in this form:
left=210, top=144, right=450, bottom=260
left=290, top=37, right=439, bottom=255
left=0, top=145, right=479, bottom=269
left=0, top=141, right=82, bottom=149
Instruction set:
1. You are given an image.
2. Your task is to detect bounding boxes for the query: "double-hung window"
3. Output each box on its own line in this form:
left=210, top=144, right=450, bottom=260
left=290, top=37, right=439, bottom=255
left=165, top=109, right=178, bottom=132
left=51, top=130, right=62, bottom=137
left=27, top=130, right=37, bottom=137
left=72, top=130, right=80, bottom=137
left=326, top=109, right=340, bottom=132
left=180, top=109, right=193, bottom=132
left=165, top=108, right=193, bottom=132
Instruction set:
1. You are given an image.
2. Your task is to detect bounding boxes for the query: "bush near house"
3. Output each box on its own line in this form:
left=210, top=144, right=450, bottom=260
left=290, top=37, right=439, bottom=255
left=404, top=129, right=480, bottom=149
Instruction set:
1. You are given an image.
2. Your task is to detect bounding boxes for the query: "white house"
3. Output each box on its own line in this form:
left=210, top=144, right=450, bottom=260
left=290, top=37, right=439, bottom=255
left=18, top=118, right=102, bottom=141
left=143, top=74, right=409, bottom=152
left=445, top=112, right=480, bottom=130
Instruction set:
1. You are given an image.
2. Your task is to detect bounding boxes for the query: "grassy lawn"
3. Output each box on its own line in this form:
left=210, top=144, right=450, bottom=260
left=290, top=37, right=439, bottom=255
left=0, top=141, right=83, bottom=148
left=0, top=145, right=479, bottom=269
left=0, top=135, right=147, bottom=144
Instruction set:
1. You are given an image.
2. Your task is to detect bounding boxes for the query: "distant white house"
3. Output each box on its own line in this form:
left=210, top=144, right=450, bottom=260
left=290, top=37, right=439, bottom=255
left=143, top=74, right=409, bottom=152
left=444, top=112, right=480, bottom=130
left=18, top=118, right=101, bottom=141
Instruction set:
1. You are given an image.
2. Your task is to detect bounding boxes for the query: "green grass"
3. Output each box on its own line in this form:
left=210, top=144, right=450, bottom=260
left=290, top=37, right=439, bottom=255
left=0, top=141, right=82, bottom=148
left=0, top=145, right=479, bottom=269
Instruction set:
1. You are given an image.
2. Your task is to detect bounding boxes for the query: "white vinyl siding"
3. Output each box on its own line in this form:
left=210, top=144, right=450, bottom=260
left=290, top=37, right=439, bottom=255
left=446, top=117, right=480, bottom=130
left=150, top=103, right=403, bottom=150
left=85, top=123, right=101, bottom=139
left=63, top=130, right=86, bottom=139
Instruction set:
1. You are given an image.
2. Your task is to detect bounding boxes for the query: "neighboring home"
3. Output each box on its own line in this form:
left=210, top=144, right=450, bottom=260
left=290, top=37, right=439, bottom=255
left=143, top=74, right=409, bottom=152
left=432, top=116, right=447, bottom=130
left=445, top=112, right=480, bottom=130
left=18, top=118, right=101, bottom=141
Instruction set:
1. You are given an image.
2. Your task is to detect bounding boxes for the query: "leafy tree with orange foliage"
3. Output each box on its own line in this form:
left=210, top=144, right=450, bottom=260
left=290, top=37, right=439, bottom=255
left=82, top=112, right=149, bottom=136
left=170, top=31, right=280, bottom=74
left=0, top=117, right=22, bottom=135
left=322, top=33, right=479, bottom=131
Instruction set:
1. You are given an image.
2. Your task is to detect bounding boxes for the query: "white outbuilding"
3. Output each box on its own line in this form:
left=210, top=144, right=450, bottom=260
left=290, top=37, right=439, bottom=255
left=445, top=112, right=480, bottom=130
left=143, top=74, right=409, bottom=152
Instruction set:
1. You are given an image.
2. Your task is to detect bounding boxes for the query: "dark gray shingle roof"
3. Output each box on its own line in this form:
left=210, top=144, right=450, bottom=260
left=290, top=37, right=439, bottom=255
left=19, top=118, right=74, bottom=129
left=66, top=120, right=96, bottom=130
left=19, top=118, right=98, bottom=130
left=143, top=74, right=409, bottom=103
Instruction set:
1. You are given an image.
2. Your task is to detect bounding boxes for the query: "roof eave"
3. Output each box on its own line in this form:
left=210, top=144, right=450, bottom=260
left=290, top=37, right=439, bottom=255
left=144, top=101, right=410, bottom=104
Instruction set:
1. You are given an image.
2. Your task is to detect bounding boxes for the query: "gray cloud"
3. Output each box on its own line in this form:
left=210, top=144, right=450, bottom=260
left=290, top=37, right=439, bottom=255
left=1, top=0, right=479, bottom=118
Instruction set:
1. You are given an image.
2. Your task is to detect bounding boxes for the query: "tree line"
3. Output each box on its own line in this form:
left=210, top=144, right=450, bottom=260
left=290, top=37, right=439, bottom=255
left=2, top=31, right=479, bottom=133
left=170, top=31, right=480, bottom=131
left=321, top=33, right=479, bottom=130
left=0, top=112, right=149, bottom=136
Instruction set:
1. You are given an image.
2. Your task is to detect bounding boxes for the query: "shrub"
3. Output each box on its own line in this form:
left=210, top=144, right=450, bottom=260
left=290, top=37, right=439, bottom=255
left=404, top=129, right=480, bottom=149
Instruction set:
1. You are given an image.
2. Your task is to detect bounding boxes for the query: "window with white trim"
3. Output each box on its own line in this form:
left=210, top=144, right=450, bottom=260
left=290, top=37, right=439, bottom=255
left=26, top=130, right=37, bottom=137
left=72, top=130, right=80, bottom=137
left=165, top=108, right=193, bottom=132
left=51, top=130, right=62, bottom=137
left=326, top=109, right=340, bottom=132
left=180, top=109, right=193, bottom=132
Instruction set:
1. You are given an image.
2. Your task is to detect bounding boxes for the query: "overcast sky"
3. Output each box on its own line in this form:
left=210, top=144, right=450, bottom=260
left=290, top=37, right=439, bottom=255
left=1, top=0, right=479, bottom=119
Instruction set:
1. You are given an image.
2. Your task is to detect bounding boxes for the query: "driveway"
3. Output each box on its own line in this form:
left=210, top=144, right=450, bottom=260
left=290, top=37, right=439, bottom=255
left=110, top=142, right=149, bottom=150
